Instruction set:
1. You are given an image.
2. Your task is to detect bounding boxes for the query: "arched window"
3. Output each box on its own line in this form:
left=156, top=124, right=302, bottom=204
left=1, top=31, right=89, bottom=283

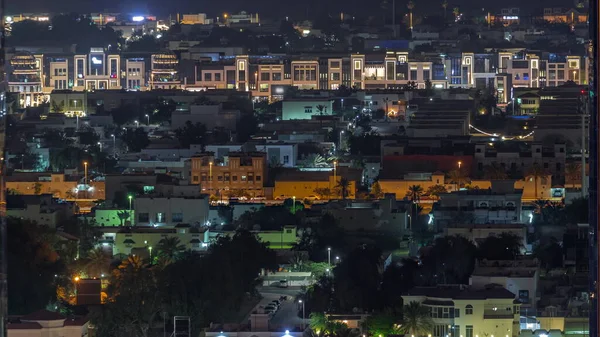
left=465, top=305, right=473, bottom=315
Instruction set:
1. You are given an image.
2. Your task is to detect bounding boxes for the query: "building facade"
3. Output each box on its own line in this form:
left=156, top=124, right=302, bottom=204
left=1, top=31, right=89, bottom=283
left=190, top=152, right=267, bottom=198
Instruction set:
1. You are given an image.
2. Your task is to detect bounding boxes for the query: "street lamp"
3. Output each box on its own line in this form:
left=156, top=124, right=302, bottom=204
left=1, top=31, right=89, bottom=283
left=339, top=130, right=344, bottom=150
left=327, top=247, right=331, bottom=266
left=135, top=120, right=139, bottom=127
left=292, top=196, right=296, bottom=214
left=97, top=142, right=102, bottom=151
left=128, top=195, right=133, bottom=225
left=83, top=161, right=88, bottom=186
left=298, top=299, right=306, bottom=330
left=145, top=114, right=150, bottom=125
left=458, top=161, right=462, bottom=169
left=111, top=134, right=116, bottom=156
left=148, top=246, right=153, bottom=259
left=209, top=161, right=213, bottom=196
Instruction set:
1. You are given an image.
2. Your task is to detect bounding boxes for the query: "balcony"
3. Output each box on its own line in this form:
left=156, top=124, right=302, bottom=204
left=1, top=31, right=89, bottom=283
left=483, top=313, right=515, bottom=319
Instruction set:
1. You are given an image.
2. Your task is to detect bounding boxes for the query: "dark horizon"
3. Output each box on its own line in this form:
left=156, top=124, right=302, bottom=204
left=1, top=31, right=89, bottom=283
left=5, top=0, right=583, bottom=20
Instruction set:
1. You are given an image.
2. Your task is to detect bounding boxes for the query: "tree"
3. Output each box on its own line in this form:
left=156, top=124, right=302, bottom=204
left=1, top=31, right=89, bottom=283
left=483, top=163, right=508, bottom=180
left=447, top=169, right=468, bottom=190
left=565, top=162, right=582, bottom=188
left=156, top=237, right=186, bottom=260
left=398, top=302, right=434, bottom=337
left=301, top=154, right=329, bottom=168
left=419, top=235, right=477, bottom=284
left=314, top=187, right=333, bottom=200
left=526, top=163, right=548, bottom=199
left=33, top=182, right=42, bottom=195
left=533, top=237, right=563, bottom=270
left=110, top=103, right=138, bottom=125
left=91, top=255, right=161, bottom=337
left=442, top=0, right=448, bottom=18
left=126, top=35, right=160, bottom=52
left=175, top=121, right=207, bottom=148
left=336, top=177, right=351, bottom=200
left=362, top=311, right=399, bottom=337
left=426, top=184, right=447, bottom=200
left=122, top=128, right=150, bottom=152
left=333, top=245, right=384, bottom=311
left=371, top=182, right=384, bottom=199
left=478, top=232, right=523, bottom=260
left=7, top=219, right=64, bottom=314
left=85, top=248, right=110, bottom=277
left=406, top=185, right=424, bottom=202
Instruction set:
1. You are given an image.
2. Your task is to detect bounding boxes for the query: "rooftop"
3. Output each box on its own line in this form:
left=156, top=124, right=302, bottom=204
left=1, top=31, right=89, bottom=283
left=404, top=285, right=517, bottom=300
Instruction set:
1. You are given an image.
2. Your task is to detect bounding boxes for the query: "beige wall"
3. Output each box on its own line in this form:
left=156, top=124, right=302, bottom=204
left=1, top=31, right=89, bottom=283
left=275, top=177, right=356, bottom=200
left=7, top=177, right=105, bottom=200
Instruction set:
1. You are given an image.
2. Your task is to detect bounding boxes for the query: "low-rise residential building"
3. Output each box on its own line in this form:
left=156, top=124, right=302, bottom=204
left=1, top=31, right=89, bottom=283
left=323, top=196, right=409, bottom=234
left=470, top=258, right=540, bottom=313
left=190, top=152, right=267, bottom=198
left=444, top=224, right=528, bottom=249
left=7, top=194, right=76, bottom=228
left=7, top=310, right=89, bottom=337
left=432, top=180, right=524, bottom=228
left=281, top=99, right=334, bottom=120
left=402, top=285, right=521, bottom=337
left=98, top=224, right=298, bottom=255
left=134, top=195, right=210, bottom=227
left=6, top=173, right=105, bottom=200
left=273, top=168, right=361, bottom=200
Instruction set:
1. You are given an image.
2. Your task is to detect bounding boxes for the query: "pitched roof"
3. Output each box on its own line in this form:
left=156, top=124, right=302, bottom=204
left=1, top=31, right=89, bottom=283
left=21, top=310, right=65, bottom=321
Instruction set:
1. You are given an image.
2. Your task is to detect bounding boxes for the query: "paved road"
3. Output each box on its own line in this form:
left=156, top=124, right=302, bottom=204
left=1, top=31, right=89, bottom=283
left=249, top=286, right=306, bottom=329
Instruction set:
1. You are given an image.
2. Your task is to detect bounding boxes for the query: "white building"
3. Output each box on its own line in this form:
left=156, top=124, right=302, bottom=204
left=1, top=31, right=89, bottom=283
left=402, top=285, right=521, bottom=337
left=470, top=258, right=540, bottom=314
left=134, top=195, right=210, bottom=227
left=205, top=142, right=298, bottom=167
left=281, top=99, right=334, bottom=120
left=7, top=310, right=89, bottom=337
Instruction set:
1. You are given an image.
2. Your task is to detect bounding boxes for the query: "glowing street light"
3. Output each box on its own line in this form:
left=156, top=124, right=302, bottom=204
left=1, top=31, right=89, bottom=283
left=145, top=114, right=150, bottom=125
left=458, top=161, right=462, bottom=169
left=128, top=195, right=134, bottom=225
left=83, top=161, right=88, bottom=186
left=298, top=299, right=306, bottom=330
left=327, top=247, right=331, bottom=266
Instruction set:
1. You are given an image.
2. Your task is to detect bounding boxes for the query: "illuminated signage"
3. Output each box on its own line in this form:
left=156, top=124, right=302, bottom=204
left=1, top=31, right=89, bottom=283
left=91, top=57, right=103, bottom=65
left=502, top=16, right=519, bottom=20
left=132, top=16, right=145, bottom=22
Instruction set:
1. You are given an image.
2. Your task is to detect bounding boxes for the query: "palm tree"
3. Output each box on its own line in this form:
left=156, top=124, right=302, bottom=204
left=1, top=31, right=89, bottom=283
left=85, top=248, right=110, bottom=277
left=156, top=237, right=186, bottom=260
left=565, top=162, right=582, bottom=188
left=336, top=177, right=351, bottom=200
left=406, top=185, right=424, bottom=203
left=426, top=184, right=447, bottom=200
left=483, top=163, right=508, bottom=180
left=447, top=169, right=468, bottom=190
left=310, top=312, right=331, bottom=335
left=452, top=7, right=460, bottom=20
left=442, top=0, right=448, bottom=18
left=301, top=154, right=329, bottom=168
left=118, top=255, right=145, bottom=274
left=526, top=163, right=548, bottom=199
left=117, top=210, right=130, bottom=226
left=407, top=0, right=415, bottom=29
left=398, top=301, right=434, bottom=337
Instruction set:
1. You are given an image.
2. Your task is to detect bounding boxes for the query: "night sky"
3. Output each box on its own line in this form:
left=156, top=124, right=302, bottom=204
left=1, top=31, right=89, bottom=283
left=6, top=0, right=580, bottom=19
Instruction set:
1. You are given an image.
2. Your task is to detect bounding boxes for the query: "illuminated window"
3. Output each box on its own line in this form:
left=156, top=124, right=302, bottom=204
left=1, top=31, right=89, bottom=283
left=238, top=61, right=245, bottom=71
left=464, top=57, right=471, bottom=65
left=354, top=60, right=361, bottom=70
left=465, top=305, right=473, bottom=315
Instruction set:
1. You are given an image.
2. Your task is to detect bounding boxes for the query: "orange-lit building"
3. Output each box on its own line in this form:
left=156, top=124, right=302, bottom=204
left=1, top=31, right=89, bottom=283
left=190, top=152, right=267, bottom=198
left=543, top=8, right=588, bottom=24
left=5, top=173, right=105, bottom=200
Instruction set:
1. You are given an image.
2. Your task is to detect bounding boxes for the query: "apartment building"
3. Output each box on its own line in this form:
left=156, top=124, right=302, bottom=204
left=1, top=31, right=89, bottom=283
left=402, top=285, right=521, bottom=337
left=190, top=152, right=267, bottom=198
left=7, top=52, right=44, bottom=107
left=7, top=50, right=588, bottom=105
left=149, top=52, right=180, bottom=89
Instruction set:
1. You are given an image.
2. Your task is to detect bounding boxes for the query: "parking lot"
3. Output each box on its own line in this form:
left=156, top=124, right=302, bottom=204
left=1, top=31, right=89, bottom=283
left=245, top=287, right=305, bottom=329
